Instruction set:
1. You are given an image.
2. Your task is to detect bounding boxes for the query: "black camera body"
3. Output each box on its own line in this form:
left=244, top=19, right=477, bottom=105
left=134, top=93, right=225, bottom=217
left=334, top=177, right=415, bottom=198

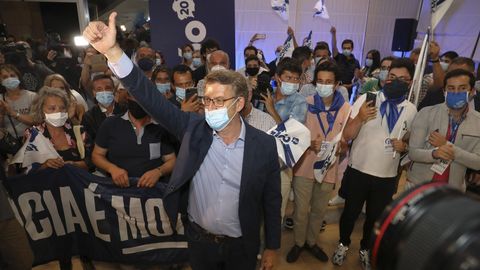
left=0, top=44, right=29, bottom=68
left=251, top=72, right=273, bottom=111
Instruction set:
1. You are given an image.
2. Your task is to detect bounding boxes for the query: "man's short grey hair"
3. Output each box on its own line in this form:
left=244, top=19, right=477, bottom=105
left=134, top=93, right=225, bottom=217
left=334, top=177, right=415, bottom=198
left=207, top=50, right=230, bottom=66
left=30, top=86, right=70, bottom=125
left=204, top=70, right=248, bottom=100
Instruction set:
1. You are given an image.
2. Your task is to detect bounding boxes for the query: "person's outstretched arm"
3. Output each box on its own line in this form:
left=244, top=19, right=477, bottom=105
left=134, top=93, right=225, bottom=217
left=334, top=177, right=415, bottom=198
left=83, top=12, right=196, bottom=141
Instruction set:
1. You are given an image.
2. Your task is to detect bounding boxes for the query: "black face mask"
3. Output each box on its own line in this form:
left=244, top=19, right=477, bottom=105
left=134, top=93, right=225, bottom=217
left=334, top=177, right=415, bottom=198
left=127, top=99, right=148, bottom=119
left=137, top=58, right=155, bottom=71
left=245, top=67, right=260, bottom=76
left=383, top=79, right=409, bottom=99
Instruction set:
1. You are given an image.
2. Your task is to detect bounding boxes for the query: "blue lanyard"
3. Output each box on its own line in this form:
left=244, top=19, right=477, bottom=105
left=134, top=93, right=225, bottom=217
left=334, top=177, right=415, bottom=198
left=448, top=116, right=465, bottom=144
left=316, top=110, right=339, bottom=137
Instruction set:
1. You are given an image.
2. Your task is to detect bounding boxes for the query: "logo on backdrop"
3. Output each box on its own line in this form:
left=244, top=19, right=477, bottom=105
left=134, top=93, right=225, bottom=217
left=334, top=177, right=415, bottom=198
left=150, top=0, right=235, bottom=66
left=172, top=0, right=195, bottom=20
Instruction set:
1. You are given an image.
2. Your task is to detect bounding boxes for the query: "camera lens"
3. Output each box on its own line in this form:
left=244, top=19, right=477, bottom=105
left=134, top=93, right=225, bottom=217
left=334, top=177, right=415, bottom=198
left=372, top=182, right=480, bottom=270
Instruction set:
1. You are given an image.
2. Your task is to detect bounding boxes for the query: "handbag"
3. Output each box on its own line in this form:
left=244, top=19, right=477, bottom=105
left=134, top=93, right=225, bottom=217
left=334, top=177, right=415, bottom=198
left=0, top=95, right=22, bottom=155
left=0, top=128, right=21, bottom=155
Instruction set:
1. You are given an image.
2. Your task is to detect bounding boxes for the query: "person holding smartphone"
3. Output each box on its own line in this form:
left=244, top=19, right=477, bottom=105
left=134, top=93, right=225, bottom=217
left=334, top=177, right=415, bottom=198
left=332, top=58, right=417, bottom=269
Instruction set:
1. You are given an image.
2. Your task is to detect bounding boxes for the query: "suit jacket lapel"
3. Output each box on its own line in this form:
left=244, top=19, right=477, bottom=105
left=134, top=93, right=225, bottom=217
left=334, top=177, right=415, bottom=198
left=240, top=124, right=257, bottom=203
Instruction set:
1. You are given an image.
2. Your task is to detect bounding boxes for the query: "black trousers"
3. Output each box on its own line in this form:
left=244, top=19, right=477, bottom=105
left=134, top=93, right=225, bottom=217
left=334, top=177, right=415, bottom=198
left=186, top=222, right=257, bottom=270
left=339, top=166, right=397, bottom=250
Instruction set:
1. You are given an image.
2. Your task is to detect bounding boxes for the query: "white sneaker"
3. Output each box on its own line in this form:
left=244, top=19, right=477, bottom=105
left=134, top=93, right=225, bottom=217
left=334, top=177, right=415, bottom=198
left=328, top=195, right=345, bottom=206
left=359, top=249, right=371, bottom=270
left=332, top=243, right=349, bottom=266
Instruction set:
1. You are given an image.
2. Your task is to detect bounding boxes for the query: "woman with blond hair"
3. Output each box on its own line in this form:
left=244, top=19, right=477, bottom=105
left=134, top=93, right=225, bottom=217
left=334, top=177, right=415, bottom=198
left=26, top=86, right=93, bottom=171
left=43, top=73, right=87, bottom=125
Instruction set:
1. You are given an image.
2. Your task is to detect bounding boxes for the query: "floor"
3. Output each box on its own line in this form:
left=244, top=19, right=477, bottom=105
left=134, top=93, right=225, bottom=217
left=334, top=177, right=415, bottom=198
left=34, top=160, right=406, bottom=270
left=33, top=213, right=366, bottom=270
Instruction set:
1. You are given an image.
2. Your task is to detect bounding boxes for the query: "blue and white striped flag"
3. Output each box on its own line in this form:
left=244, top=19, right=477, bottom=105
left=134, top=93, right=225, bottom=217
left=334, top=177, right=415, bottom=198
left=314, top=0, right=329, bottom=19
left=431, top=0, right=454, bottom=30
left=271, top=0, right=289, bottom=21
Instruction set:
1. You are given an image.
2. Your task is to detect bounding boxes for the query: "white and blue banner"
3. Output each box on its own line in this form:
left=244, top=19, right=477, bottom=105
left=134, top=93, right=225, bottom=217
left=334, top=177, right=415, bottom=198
left=431, top=0, right=454, bottom=30
left=303, top=30, right=313, bottom=49
left=314, top=0, right=330, bottom=19
left=314, top=132, right=341, bottom=183
left=2, top=166, right=188, bottom=266
left=271, top=0, right=289, bottom=21
left=149, top=0, right=235, bottom=67
left=268, top=118, right=311, bottom=168
left=277, top=34, right=295, bottom=64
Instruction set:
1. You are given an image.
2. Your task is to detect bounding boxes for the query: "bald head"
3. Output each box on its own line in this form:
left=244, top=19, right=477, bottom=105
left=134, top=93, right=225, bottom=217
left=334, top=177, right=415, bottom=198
left=208, top=50, right=230, bottom=70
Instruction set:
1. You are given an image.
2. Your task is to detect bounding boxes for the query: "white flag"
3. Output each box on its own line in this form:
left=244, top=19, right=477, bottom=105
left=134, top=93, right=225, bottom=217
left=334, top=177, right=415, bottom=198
left=11, top=128, right=60, bottom=168
left=431, top=0, right=454, bottom=30
left=303, top=31, right=313, bottom=49
left=314, top=132, right=341, bottom=183
left=271, top=0, right=289, bottom=21
left=407, top=33, right=429, bottom=106
left=314, top=0, right=330, bottom=19
left=277, top=35, right=295, bottom=64
left=268, top=118, right=311, bottom=168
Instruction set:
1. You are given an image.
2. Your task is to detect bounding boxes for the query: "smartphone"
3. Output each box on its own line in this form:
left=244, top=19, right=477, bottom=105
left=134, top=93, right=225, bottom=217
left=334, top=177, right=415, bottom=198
left=185, top=87, right=198, bottom=101
left=90, top=54, right=108, bottom=73
left=366, top=92, right=376, bottom=107
left=256, top=33, right=266, bottom=40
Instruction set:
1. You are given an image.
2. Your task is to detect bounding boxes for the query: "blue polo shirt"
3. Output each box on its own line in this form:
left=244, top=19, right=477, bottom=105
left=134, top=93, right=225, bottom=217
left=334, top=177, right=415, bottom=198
left=95, top=112, right=174, bottom=178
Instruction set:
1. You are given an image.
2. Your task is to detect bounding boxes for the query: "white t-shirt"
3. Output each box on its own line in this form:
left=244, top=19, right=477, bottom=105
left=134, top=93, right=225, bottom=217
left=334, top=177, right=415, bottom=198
left=1, top=90, right=37, bottom=137
left=348, top=92, right=417, bottom=178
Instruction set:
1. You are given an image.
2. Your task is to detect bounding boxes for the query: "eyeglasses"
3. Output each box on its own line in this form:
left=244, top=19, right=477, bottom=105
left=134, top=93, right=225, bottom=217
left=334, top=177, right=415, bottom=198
left=387, top=74, right=411, bottom=83
left=201, top=96, right=236, bottom=107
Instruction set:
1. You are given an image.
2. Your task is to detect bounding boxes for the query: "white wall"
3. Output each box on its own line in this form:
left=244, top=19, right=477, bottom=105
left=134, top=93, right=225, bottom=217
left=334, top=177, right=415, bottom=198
left=417, top=0, right=480, bottom=61
left=234, top=0, right=480, bottom=70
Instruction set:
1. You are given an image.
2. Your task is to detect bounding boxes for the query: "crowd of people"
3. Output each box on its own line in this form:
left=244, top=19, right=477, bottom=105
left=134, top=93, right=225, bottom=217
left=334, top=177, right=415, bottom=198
left=0, top=10, right=480, bottom=270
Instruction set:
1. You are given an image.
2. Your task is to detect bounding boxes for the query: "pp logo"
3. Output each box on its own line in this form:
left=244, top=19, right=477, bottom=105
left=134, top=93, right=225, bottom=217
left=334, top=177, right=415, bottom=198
left=270, top=130, right=299, bottom=145
left=172, top=0, right=195, bottom=20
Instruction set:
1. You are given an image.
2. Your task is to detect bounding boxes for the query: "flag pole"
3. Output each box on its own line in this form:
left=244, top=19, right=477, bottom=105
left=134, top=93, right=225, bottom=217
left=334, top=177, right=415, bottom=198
left=470, top=30, right=480, bottom=59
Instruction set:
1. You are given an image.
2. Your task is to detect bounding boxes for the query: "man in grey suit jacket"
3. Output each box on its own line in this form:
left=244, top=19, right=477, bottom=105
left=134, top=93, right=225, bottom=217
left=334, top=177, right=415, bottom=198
left=408, top=69, right=480, bottom=190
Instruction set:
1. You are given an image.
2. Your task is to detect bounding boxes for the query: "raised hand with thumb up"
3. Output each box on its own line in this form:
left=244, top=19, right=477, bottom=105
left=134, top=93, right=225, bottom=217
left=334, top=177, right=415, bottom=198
left=83, top=12, right=122, bottom=62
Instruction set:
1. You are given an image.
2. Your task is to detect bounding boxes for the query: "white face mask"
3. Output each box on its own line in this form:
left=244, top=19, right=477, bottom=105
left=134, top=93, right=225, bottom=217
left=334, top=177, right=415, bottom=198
left=45, top=112, right=68, bottom=127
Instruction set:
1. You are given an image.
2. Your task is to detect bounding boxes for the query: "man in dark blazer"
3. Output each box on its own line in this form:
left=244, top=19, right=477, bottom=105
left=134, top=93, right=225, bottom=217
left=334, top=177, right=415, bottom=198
left=83, top=12, right=281, bottom=270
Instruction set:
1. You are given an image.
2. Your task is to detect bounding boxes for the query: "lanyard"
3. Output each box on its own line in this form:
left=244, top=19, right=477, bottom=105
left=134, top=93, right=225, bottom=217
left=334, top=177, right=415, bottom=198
left=316, top=110, right=339, bottom=137
left=447, top=115, right=465, bottom=144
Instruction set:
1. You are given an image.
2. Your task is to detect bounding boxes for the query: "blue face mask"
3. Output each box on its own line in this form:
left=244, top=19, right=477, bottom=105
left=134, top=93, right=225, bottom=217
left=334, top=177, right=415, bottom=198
left=378, top=70, right=388, bottom=82
left=156, top=83, right=170, bottom=94
left=445, top=91, right=469, bottom=109
left=204, top=98, right=238, bottom=131
left=280, top=81, right=299, bottom=96
left=316, top=83, right=334, bottom=97
left=2, top=77, right=20, bottom=90
left=192, top=58, right=202, bottom=67
left=176, top=87, right=186, bottom=100
left=183, top=52, right=193, bottom=60
left=95, top=91, right=114, bottom=106
left=365, top=58, right=373, bottom=67
left=342, top=49, right=352, bottom=57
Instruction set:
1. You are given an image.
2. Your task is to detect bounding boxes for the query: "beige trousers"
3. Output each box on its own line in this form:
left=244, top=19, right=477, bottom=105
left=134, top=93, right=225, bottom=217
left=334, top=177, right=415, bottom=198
left=292, top=176, right=334, bottom=247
